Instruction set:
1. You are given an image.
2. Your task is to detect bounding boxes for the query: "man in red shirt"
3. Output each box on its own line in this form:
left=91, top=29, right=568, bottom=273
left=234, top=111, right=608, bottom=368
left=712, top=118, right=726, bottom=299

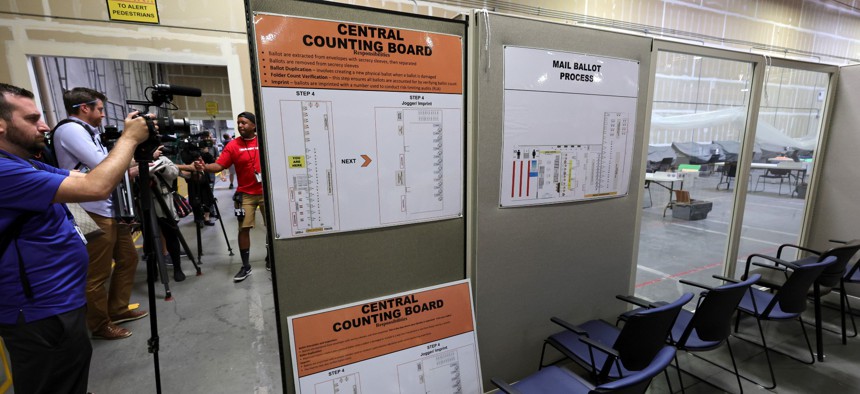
left=199, top=112, right=266, bottom=282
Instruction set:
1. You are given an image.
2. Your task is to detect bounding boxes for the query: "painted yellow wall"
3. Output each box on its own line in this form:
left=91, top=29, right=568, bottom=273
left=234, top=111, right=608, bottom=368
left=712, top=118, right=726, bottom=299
left=0, top=0, right=252, bottom=119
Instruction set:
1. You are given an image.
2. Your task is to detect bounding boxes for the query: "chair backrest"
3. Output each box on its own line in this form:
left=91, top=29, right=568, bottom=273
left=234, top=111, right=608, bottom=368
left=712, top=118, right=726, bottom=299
left=591, top=346, right=677, bottom=394
left=613, top=293, right=692, bottom=371
left=766, top=256, right=837, bottom=316
left=678, top=274, right=761, bottom=344
left=658, top=157, right=674, bottom=171
left=844, top=241, right=860, bottom=281
left=817, top=240, right=860, bottom=288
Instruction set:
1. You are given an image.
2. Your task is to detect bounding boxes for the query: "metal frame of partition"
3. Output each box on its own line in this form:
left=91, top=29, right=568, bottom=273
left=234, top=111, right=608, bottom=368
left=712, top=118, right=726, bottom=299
left=632, top=39, right=838, bottom=285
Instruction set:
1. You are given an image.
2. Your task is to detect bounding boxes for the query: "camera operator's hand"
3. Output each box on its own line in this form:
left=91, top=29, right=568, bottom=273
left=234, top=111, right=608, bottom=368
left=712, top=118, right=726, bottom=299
left=153, top=145, right=164, bottom=160
left=122, top=111, right=153, bottom=145
left=54, top=112, right=156, bottom=203
left=128, top=165, right=139, bottom=179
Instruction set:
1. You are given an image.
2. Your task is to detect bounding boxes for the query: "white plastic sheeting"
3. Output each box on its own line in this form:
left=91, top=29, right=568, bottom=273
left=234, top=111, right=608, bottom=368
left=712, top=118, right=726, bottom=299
left=650, top=108, right=818, bottom=151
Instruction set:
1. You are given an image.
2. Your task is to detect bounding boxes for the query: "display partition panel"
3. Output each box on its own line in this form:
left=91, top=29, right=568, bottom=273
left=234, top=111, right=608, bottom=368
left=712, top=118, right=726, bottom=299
left=247, top=2, right=467, bottom=393
left=468, top=11, right=652, bottom=387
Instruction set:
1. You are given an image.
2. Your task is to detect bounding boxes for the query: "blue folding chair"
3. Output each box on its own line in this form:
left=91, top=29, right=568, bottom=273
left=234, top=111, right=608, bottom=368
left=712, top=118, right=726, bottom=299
left=539, top=293, right=692, bottom=385
left=734, top=255, right=837, bottom=389
left=660, top=274, right=760, bottom=394
left=493, top=346, right=676, bottom=394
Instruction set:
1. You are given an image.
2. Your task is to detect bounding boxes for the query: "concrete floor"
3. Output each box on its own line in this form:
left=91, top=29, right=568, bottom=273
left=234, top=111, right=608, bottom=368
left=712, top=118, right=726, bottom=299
left=87, top=183, right=283, bottom=393
left=637, top=170, right=808, bottom=303
left=5, top=171, right=857, bottom=393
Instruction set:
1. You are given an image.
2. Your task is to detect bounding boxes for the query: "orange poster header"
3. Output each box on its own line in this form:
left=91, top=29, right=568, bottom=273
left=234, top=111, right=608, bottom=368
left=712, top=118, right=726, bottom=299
left=253, top=14, right=463, bottom=94
left=290, top=282, right=474, bottom=377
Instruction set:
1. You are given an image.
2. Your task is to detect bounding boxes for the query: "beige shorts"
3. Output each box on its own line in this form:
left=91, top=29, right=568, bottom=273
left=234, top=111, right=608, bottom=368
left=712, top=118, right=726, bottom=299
left=235, top=193, right=266, bottom=229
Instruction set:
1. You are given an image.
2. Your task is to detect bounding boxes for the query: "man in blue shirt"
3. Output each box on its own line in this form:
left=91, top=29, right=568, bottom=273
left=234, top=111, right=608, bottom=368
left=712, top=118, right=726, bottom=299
left=54, top=87, right=149, bottom=340
left=0, top=83, right=150, bottom=394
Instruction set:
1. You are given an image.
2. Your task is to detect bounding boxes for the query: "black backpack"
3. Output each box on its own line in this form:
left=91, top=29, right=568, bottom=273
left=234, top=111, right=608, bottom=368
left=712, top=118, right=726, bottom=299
left=40, top=118, right=94, bottom=168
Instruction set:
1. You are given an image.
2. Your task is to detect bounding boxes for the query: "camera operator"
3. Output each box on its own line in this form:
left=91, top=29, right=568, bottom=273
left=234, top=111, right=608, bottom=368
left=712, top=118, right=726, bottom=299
left=0, top=83, right=151, bottom=393
left=53, top=87, right=148, bottom=340
left=182, top=134, right=218, bottom=227
left=198, top=111, right=266, bottom=282
left=150, top=145, right=198, bottom=282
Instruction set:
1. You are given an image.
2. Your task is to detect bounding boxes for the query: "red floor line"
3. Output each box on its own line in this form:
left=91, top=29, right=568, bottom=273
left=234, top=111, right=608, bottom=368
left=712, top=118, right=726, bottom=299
left=635, top=262, right=723, bottom=288
left=635, top=246, right=784, bottom=289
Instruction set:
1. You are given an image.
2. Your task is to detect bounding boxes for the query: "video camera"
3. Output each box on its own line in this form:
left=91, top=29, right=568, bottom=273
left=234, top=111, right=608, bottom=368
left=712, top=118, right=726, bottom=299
left=178, top=131, right=215, bottom=165
left=126, top=84, right=201, bottom=161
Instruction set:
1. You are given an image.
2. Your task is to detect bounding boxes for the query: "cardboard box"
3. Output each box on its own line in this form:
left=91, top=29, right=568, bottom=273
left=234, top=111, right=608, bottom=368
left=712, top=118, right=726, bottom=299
left=672, top=199, right=712, bottom=220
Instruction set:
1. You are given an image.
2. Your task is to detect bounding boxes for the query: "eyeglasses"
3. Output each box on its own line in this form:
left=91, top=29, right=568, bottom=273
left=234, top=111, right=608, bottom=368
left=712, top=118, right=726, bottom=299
left=71, top=99, right=99, bottom=108
left=71, top=100, right=105, bottom=113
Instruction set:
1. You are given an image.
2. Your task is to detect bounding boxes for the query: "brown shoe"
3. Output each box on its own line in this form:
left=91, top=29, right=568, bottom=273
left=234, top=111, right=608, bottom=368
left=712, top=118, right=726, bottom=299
left=110, top=309, right=149, bottom=324
left=92, top=324, right=132, bottom=340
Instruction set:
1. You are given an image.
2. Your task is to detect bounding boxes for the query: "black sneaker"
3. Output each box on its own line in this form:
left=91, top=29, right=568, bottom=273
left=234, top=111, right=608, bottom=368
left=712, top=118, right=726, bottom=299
left=265, top=256, right=271, bottom=271
left=233, top=266, right=252, bottom=282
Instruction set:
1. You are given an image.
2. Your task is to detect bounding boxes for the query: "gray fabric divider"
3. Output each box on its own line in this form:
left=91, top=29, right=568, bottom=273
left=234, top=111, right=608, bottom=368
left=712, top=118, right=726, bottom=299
left=468, top=11, right=653, bottom=388
left=248, top=2, right=467, bottom=393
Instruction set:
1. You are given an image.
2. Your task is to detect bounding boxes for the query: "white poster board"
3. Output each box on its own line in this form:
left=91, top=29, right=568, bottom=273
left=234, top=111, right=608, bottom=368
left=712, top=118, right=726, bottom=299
left=253, top=14, right=464, bottom=238
left=500, top=46, right=640, bottom=207
left=287, top=280, right=482, bottom=394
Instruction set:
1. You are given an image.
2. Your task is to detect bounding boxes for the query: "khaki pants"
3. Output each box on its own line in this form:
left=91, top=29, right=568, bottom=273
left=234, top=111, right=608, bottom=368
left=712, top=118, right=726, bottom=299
left=85, top=213, right=140, bottom=331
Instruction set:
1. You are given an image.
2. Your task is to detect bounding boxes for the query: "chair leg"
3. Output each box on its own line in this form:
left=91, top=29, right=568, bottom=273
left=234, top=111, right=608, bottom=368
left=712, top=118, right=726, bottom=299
left=674, top=353, right=685, bottom=394
left=754, top=318, right=778, bottom=390
left=646, top=185, right=652, bottom=208
left=753, top=175, right=765, bottom=193
left=797, top=317, right=816, bottom=365
left=663, top=368, right=674, bottom=394
left=726, top=338, right=744, bottom=394
left=730, top=314, right=777, bottom=389
left=842, top=282, right=848, bottom=345
left=844, top=291, right=858, bottom=339
left=538, top=341, right=549, bottom=370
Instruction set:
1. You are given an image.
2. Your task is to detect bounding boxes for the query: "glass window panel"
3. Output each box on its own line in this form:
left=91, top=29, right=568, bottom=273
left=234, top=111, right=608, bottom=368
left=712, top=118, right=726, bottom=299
left=636, top=51, right=753, bottom=302
left=735, top=67, right=829, bottom=272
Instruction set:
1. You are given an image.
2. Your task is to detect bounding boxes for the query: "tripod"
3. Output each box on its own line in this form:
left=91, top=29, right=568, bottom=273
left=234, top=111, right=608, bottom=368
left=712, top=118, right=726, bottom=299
left=135, top=150, right=166, bottom=394
left=150, top=173, right=202, bottom=284
left=186, top=170, right=234, bottom=261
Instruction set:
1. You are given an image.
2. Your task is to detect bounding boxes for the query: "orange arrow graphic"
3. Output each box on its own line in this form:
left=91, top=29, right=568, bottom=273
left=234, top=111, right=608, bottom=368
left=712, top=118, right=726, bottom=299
left=361, top=154, right=372, bottom=167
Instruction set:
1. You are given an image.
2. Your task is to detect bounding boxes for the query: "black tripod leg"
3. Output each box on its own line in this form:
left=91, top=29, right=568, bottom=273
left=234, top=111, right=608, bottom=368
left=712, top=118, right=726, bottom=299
left=151, top=228, right=173, bottom=301
left=212, top=200, right=234, bottom=256
left=175, top=229, right=201, bottom=275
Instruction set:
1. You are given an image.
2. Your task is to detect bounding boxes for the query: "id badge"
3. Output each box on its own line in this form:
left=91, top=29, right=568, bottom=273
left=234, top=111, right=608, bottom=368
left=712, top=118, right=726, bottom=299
left=74, top=225, right=88, bottom=245
left=254, top=171, right=262, bottom=183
